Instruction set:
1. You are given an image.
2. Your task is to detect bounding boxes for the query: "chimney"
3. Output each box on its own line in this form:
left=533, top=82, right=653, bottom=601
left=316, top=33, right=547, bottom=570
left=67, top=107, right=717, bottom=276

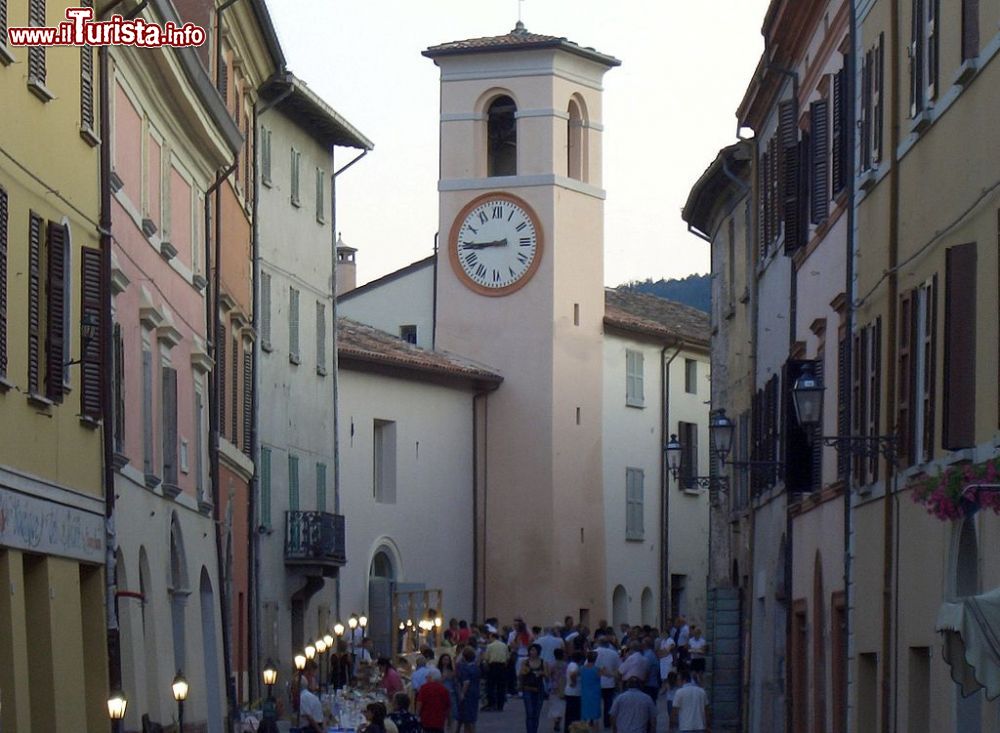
left=335, top=233, right=357, bottom=295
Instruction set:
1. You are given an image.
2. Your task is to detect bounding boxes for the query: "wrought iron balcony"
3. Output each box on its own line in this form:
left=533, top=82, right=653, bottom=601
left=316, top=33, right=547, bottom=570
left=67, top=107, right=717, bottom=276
left=284, top=511, right=346, bottom=572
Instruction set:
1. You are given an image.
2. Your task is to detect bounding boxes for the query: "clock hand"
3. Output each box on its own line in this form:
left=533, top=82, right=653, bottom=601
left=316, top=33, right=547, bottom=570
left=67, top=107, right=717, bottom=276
left=461, top=239, right=508, bottom=249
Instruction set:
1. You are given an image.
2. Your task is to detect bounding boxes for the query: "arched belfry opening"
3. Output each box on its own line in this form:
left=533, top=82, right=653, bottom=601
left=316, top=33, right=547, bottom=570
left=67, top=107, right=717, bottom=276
left=567, top=97, right=585, bottom=180
left=487, top=95, right=517, bottom=176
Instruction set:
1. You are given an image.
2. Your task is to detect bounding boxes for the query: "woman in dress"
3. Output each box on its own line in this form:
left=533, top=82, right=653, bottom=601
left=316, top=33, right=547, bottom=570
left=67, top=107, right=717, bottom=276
left=360, top=701, right=389, bottom=733
left=439, top=652, right=460, bottom=732
left=378, top=657, right=404, bottom=699
left=547, top=647, right=567, bottom=733
left=579, top=651, right=601, bottom=730
left=688, top=626, right=709, bottom=683
left=455, top=645, right=481, bottom=733
left=518, top=643, right=548, bottom=733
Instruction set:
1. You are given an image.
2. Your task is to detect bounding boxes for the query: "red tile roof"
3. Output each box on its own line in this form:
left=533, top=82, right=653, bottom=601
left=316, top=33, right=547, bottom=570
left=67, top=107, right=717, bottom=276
left=423, top=21, right=620, bottom=67
left=337, top=318, right=502, bottom=387
left=604, top=288, right=710, bottom=348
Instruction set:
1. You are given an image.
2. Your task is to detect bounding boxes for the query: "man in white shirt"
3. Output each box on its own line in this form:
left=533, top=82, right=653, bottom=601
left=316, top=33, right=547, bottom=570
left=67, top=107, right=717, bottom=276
left=619, top=641, right=648, bottom=683
left=299, top=660, right=325, bottom=732
left=410, top=656, right=432, bottom=693
left=594, top=636, right=621, bottom=729
left=535, top=627, right=565, bottom=664
left=672, top=671, right=709, bottom=732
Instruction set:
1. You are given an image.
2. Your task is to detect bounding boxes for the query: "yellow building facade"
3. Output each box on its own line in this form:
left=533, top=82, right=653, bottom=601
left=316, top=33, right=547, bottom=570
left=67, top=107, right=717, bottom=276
left=0, top=1, right=109, bottom=731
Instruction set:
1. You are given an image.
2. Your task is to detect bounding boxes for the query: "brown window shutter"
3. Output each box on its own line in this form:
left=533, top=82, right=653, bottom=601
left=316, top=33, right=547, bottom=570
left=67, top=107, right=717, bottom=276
left=27, top=0, right=45, bottom=84
left=217, top=58, right=228, bottom=105
left=910, top=0, right=923, bottom=116
left=832, top=67, right=848, bottom=196
left=217, top=323, right=226, bottom=439
left=231, top=334, right=239, bottom=442
left=771, top=135, right=781, bottom=245
left=44, top=221, right=67, bottom=402
left=80, top=45, right=94, bottom=131
left=79, top=246, right=102, bottom=419
left=873, top=34, right=885, bottom=163
left=759, top=149, right=769, bottom=257
left=852, top=327, right=867, bottom=484
left=113, top=323, right=125, bottom=451
left=943, top=243, right=977, bottom=449
left=779, top=99, right=802, bottom=253
left=0, top=186, right=7, bottom=378
left=0, top=0, right=7, bottom=43
left=242, top=348, right=251, bottom=456
left=897, top=290, right=914, bottom=466
left=837, top=333, right=850, bottom=479
left=27, top=213, right=43, bottom=394
left=923, top=276, right=938, bottom=460
left=867, top=319, right=882, bottom=483
left=810, top=99, right=830, bottom=225
left=811, top=358, right=824, bottom=491
left=962, top=0, right=980, bottom=60
left=861, top=49, right=872, bottom=169
left=161, top=366, right=178, bottom=485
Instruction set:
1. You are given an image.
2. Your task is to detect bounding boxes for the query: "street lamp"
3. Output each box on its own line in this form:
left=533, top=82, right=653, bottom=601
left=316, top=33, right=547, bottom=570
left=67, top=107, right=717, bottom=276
left=315, top=638, right=327, bottom=689
left=358, top=614, right=368, bottom=641
left=333, top=622, right=345, bottom=638
left=791, top=363, right=824, bottom=429
left=294, top=653, right=306, bottom=729
left=709, top=409, right=735, bottom=463
left=66, top=312, right=101, bottom=367
left=665, top=434, right=682, bottom=480
left=261, top=659, right=278, bottom=727
left=171, top=671, right=188, bottom=733
left=107, top=689, right=127, bottom=733
left=305, top=643, right=316, bottom=661
left=323, top=633, right=334, bottom=649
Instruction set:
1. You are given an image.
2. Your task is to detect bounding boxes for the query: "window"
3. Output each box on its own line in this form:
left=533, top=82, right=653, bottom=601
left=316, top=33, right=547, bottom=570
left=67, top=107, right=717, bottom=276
left=399, top=325, right=417, bottom=345
left=27, top=0, right=46, bottom=90
left=898, top=279, right=937, bottom=466
left=625, top=349, right=644, bottom=407
left=316, top=302, right=327, bottom=375
left=861, top=34, right=885, bottom=170
left=259, top=447, right=271, bottom=527
left=260, top=271, right=272, bottom=351
left=142, top=342, right=154, bottom=476
left=625, top=468, right=644, bottom=541
left=567, top=98, right=584, bottom=181
left=194, top=386, right=205, bottom=496
left=573, top=303, right=580, bottom=326
left=216, top=323, right=226, bottom=438
left=79, top=247, right=102, bottom=418
left=374, top=419, right=397, bottom=504
left=230, top=333, right=238, bottom=442
left=679, top=421, right=698, bottom=490
left=0, top=2, right=7, bottom=53
left=315, top=168, right=325, bottom=223
left=241, top=342, right=251, bottom=456
left=161, top=366, right=178, bottom=488
left=27, top=214, right=69, bottom=400
left=684, top=359, right=697, bottom=394
left=79, top=1, right=95, bottom=139
left=316, top=462, right=327, bottom=511
left=0, top=186, right=8, bottom=378
left=670, top=574, right=687, bottom=619
left=809, top=97, right=829, bottom=225
left=832, top=65, right=848, bottom=196
left=909, top=0, right=938, bottom=117
left=288, top=453, right=299, bottom=510
left=779, top=98, right=804, bottom=253
left=727, top=218, right=736, bottom=310
left=944, top=243, right=976, bottom=449
left=260, top=126, right=272, bottom=185
left=112, top=324, right=125, bottom=452
left=288, top=287, right=299, bottom=364
left=751, top=374, right=781, bottom=493
left=290, top=148, right=301, bottom=206
left=853, top=320, right=882, bottom=485
left=487, top=96, right=517, bottom=177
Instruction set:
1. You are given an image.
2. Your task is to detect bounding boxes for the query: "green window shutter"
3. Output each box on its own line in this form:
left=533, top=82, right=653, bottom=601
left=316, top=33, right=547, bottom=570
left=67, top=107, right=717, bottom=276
left=260, top=447, right=271, bottom=527
left=316, top=462, right=327, bottom=511
left=288, top=453, right=299, bottom=511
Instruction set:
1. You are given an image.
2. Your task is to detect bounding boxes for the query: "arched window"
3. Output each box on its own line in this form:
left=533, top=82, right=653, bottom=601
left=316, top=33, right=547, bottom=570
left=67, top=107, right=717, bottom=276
left=641, top=587, right=655, bottom=626
left=487, top=96, right=517, bottom=176
left=567, top=98, right=584, bottom=180
left=612, top=585, right=629, bottom=628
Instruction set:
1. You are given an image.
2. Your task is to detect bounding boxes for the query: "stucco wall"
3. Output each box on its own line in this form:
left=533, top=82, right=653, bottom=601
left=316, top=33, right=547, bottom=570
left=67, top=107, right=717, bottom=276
left=338, top=261, right=436, bottom=348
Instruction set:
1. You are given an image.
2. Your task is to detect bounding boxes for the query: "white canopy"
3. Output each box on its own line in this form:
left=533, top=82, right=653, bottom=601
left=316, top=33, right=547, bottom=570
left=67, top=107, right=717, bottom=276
left=936, top=587, right=1000, bottom=700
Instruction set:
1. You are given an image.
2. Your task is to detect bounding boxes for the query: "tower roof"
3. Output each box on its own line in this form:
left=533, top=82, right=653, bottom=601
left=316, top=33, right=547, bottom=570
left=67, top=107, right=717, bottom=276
left=422, top=21, right=620, bottom=67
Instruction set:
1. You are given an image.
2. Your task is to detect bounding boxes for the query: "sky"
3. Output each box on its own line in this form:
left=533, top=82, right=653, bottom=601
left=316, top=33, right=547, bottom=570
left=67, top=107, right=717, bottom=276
left=266, top=0, right=771, bottom=288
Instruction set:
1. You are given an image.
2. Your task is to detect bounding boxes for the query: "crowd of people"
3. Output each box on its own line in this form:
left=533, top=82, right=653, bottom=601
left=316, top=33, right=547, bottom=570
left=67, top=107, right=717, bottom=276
left=302, top=613, right=713, bottom=733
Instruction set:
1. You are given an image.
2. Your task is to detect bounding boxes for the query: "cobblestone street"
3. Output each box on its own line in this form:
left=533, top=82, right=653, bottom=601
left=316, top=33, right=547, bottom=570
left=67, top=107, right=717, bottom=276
left=474, top=695, right=675, bottom=733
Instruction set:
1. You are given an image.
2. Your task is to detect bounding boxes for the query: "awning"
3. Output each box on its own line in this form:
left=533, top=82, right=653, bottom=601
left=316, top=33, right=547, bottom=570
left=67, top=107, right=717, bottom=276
left=936, top=587, right=1000, bottom=700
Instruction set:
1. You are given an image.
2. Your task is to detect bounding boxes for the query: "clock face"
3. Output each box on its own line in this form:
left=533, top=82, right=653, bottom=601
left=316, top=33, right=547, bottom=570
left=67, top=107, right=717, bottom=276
left=449, top=193, right=543, bottom=296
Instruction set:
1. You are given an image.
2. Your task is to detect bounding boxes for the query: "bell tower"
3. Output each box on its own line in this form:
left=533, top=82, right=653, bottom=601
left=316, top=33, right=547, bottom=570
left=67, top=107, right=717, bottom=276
left=424, top=24, right=620, bottom=622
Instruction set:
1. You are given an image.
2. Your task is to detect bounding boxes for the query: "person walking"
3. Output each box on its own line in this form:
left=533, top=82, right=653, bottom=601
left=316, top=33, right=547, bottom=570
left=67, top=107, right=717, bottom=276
left=417, top=668, right=452, bottom=733
left=547, top=647, right=568, bottom=733
left=563, top=650, right=584, bottom=728
left=608, top=678, right=658, bottom=733
left=519, top=643, right=548, bottom=733
left=671, top=670, right=709, bottom=733
left=688, top=627, right=708, bottom=683
left=594, top=636, right=621, bottom=730
left=483, top=631, right=509, bottom=711
left=579, top=651, right=602, bottom=730
left=456, top=646, right=482, bottom=733
left=640, top=639, right=661, bottom=702
left=438, top=652, right=460, bottom=729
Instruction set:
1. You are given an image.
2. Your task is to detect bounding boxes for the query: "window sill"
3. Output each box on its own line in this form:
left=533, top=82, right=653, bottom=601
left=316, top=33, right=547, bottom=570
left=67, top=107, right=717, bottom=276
left=262, top=177, right=272, bottom=189
left=79, top=415, right=101, bottom=429
left=625, top=536, right=644, bottom=543
left=289, top=353, right=300, bottom=365
left=910, top=108, right=933, bottom=135
left=0, top=376, right=13, bottom=392
left=954, top=58, right=978, bottom=86
left=625, top=400, right=645, bottom=409
left=0, top=44, right=13, bottom=66
left=80, top=126, right=100, bottom=147
left=198, top=498, right=214, bottom=515
left=316, top=366, right=328, bottom=377
left=261, top=341, right=273, bottom=353
left=27, top=77, right=54, bottom=103
left=290, top=198, right=301, bottom=208
left=144, top=473, right=162, bottom=490
left=27, top=392, right=54, bottom=409
left=681, top=488, right=703, bottom=497
left=316, top=215, right=326, bottom=225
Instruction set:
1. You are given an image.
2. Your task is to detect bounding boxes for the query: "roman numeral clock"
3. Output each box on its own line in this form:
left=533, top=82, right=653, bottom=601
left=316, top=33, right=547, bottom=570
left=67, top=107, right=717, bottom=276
left=448, top=192, right=543, bottom=296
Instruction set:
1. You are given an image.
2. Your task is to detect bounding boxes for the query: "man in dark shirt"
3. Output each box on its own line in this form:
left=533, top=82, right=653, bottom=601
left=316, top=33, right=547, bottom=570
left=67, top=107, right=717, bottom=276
left=389, top=692, right=421, bottom=733
left=416, top=668, right=451, bottom=733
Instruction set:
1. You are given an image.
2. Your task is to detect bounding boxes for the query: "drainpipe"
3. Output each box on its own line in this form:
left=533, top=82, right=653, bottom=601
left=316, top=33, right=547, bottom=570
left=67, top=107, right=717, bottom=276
left=248, top=77, right=293, bottom=706
left=471, top=389, right=490, bottom=620
left=99, top=0, right=148, bottom=718
left=432, top=232, right=439, bottom=349
left=661, top=341, right=683, bottom=624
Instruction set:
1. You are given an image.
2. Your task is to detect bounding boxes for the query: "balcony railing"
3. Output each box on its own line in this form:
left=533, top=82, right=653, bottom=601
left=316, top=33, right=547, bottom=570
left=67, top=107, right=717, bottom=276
left=284, top=511, right=346, bottom=569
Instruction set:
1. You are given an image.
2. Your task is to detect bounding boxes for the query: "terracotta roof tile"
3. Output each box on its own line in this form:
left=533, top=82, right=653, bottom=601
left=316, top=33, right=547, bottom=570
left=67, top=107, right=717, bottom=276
left=423, top=22, right=620, bottom=67
left=603, top=288, right=710, bottom=347
left=337, top=318, right=502, bottom=385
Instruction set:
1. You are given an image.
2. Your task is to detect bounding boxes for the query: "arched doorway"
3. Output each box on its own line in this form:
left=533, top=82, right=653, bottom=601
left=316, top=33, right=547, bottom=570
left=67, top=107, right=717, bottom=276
left=612, top=585, right=628, bottom=629
left=200, top=568, right=222, bottom=733
left=169, top=513, right=189, bottom=674
left=641, top=587, right=655, bottom=627
left=955, top=517, right=981, bottom=731
left=368, top=546, right=397, bottom=657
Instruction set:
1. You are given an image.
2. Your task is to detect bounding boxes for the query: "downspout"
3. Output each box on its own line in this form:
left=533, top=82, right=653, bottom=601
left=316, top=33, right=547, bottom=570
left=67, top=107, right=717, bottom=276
left=248, top=78, right=293, bottom=706
left=661, top=341, right=683, bottom=624
left=99, top=0, right=148, bottom=715
left=844, top=2, right=858, bottom=732
left=432, top=232, right=439, bottom=349
left=471, top=390, right=490, bottom=621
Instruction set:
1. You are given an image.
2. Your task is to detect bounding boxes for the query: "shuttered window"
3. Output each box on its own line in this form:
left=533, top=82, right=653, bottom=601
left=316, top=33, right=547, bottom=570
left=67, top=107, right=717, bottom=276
left=810, top=98, right=829, bottom=226
left=758, top=147, right=769, bottom=258
left=0, top=1, right=7, bottom=48
left=853, top=320, right=882, bottom=485
left=873, top=33, right=884, bottom=163
left=898, top=291, right=914, bottom=465
left=910, top=0, right=939, bottom=115
left=837, top=332, right=850, bottom=479
left=316, top=462, right=327, bottom=511
left=0, top=186, right=7, bottom=378
left=288, top=287, right=300, bottom=363
left=217, top=53, right=228, bottom=105
left=918, top=278, right=937, bottom=462
left=79, top=0, right=95, bottom=134
left=679, top=421, right=699, bottom=490
left=315, top=168, right=325, bottom=223
left=625, top=467, right=644, bottom=541
left=625, top=349, right=644, bottom=407
left=316, top=301, right=326, bottom=375
left=944, top=243, right=976, bottom=449
left=44, top=221, right=67, bottom=401
left=861, top=49, right=873, bottom=170
left=288, top=453, right=299, bottom=511
left=779, top=99, right=803, bottom=253
left=832, top=66, right=848, bottom=196
left=27, top=214, right=43, bottom=393
left=962, top=0, right=979, bottom=60
left=194, top=387, right=204, bottom=495
left=242, top=347, right=251, bottom=456
left=142, top=347, right=154, bottom=474
left=290, top=149, right=301, bottom=206
left=260, top=447, right=272, bottom=527
left=260, top=127, right=272, bottom=185
left=260, top=271, right=272, bottom=350
left=230, top=334, right=239, bottom=442
left=113, top=325, right=125, bottom=451
left=80, top=246, right=102, bottom=419
left=27, top=0, right=45, bottom=86
left=162, top=366, right=178, bottom=486
left=217, top=323, right=226, bottom=438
